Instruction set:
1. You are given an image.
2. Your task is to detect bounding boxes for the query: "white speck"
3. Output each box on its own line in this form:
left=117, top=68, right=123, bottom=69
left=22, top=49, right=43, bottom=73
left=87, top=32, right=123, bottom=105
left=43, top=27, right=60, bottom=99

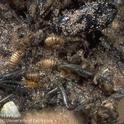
left=62, top=16, right=69, bottom=22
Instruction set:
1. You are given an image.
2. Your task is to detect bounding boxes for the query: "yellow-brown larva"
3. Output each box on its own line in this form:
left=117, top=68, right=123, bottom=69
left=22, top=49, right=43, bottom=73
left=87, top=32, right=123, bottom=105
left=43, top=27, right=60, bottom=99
left=25, top=72, right=41, bottom=82
left=25, top=79, right=39, bottom=89
left=9, top=51, right=24, bottom=67
left=45, top=35, right=65, bottom=47
left=37, top=58, right=57, bottom=69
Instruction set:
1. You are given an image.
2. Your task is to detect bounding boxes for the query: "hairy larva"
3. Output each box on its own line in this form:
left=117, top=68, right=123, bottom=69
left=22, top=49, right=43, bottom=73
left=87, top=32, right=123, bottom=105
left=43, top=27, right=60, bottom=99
left=37, top=58, right=57, bottom=69
left=25, top=72, right=41, bottom=82
left=45, top=35, right=65, bottom=47
left=8, top=51, right=24, bottom=67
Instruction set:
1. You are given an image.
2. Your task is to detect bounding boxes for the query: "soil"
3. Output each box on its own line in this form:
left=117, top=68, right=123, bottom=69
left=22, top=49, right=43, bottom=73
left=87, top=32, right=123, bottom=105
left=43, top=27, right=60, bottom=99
left=0, top=0, right=124, bottom=124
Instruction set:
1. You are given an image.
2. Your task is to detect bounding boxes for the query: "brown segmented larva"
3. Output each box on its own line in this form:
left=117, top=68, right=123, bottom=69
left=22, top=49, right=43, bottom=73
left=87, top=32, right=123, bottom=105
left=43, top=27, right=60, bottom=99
left=45, top=35, right=65, bottom=47
left=8, top=51, right=24, bottom=67
left=25, top=72, right=41, bottom=82
left=25, top=80, right=39, bottom=89
left=37, top=58, right=57, bottom=69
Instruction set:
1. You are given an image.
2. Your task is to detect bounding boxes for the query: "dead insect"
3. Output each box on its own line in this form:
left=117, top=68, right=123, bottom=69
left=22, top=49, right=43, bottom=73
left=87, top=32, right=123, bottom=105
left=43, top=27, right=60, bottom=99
left=8, top=51, right=24, bottom=68
left=44, top=34, right=65, bottom=47
left=37, top=58, right=58, bottom=69
left=58, top=64, right=94, bottom=79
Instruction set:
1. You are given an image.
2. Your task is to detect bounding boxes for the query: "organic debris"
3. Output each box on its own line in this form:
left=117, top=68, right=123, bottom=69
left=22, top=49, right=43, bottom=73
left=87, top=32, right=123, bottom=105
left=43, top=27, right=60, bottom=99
left=0, top=0, right=124, bottom=124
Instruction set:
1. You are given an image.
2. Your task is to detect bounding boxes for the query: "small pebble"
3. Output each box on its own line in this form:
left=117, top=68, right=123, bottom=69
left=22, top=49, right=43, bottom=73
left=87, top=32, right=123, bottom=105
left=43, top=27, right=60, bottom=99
left=0, top=101, right=21, bottom=118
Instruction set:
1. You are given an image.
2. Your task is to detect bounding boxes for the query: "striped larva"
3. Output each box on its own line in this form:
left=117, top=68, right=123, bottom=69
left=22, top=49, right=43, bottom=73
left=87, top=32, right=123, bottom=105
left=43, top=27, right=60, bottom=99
left=8, top=51, right=24, bottom=67
left=44, top=35, right=65, bottom=47
left=24, top=72, right=45, bottom=89
left=37, top=58, right=58, bottom=69
left=25, top=72, right=43, bottom=82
